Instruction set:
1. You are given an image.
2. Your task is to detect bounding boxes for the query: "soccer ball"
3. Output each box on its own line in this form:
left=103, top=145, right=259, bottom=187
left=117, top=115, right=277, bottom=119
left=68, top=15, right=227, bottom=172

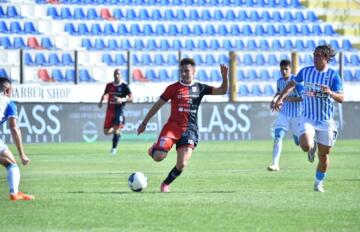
left=128, top=172, right=147, bottom=192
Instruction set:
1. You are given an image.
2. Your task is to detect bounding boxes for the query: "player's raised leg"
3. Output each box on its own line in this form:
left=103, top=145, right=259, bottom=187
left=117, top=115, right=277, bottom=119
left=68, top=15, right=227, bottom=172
left=160, top=146, right=193, bottom=192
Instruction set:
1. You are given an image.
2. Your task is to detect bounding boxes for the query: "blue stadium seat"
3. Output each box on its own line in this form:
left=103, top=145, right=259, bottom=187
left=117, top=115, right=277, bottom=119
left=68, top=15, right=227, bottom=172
left=294, top=11, right=305, bottom=22
left=154, top=54, right=166, bottom=65
left=189, top=9, right=200, bottom=20
left=102, top=53, right=114, bottom=65
left=172, top=39, right=183, bottom=50
left=264, top=85, right=275, bottom=96
left=238, top=10, right=249, bottom=21
left=255, top=24, right=266, bottom=36
left=237, top=70, right=246, bottom=81
left=0, top=6, right=5, bottom=18
left=283, top=11, right=295, bottom=22
left=180, top=24, right=191, bottom=36
left=355, top=70, right=360, bottom=81
left=300, top=24, right=311, bottom=35
left=185, top=40, right=196, bottom=50
left=284, top=39, right=294, bottom=49
left=295, top=40, right=305, bottom=50
left=329, top=40, right=340, bottom=50
left=117, top=24, right=129, bottom=35
left=193, top=24, right=203, bottom=36
left=198, top=40, right=209, bottom=50
left=306, top=11, right=318, bottom=22
left=324, top=25, right=336, bottom=36
left=146, top=39, right=158, bottom=50
left=139, top=9, right=150, bottom=20
left=35, top=53, right=47, bottom=66
left=343, top=70, right=353, bottom=81
left=259, top=69, right=271, bottom=80
left=65, top=23, right=76, bottom=35
left=164, top=9, right=176, bottom=20
left=342, top=40, right=353, bottom=51
left=24, top=53, right=34, bottom=66
left=169, top=24, right=180, bottom=36
left=176, top=9, right=187, bottom=20
left=243, top=54, right=254, bottom=65
left=143, top=24, right=154, bottom=35
left=349, top=54, right=360, bottom=66
left=272, top=11, right=282, bottom=22
left=250, top=11, right=261, bottom=21
left=170, top=69, right=179, bottom=81
left=218, top=54, right=229, bottom=64
left=251, top=84, right=262, bottom=96
left=87, top=8, right=100, bottom=20
left=65, top=69, right=75, bottom=82
left=305, top=40, right=316, bottom=50
left=235, top=40, right=245, bottom=50
left=52, top=69, right=65, bottom=82
left=278, top=25, right=288, bottom=36
left=271, top=40, right=282, bottom=50
left=159, top=69, right=170, bottom=81
left=205, top=54, right=216, bottom=65
left=155, top=24, right=166, bottom=35
left=62, top=53, right=74, bottom=66
left=223, top=39, right=235, bottom=50
left=261, top=11, right=271, bottom=22
left=247, top=70, right=257, bottom=80
left=214, top=9, right=225, bottom=20
left=9, top=21, right=22, bottom=34
left=167, top=54, right=178, bottom=65
left=193, top=54, right=204, bottom=65
left=13, top=37, right=26, bottom=49
left=47, top=7, right=59, bottom=18
left=267, top=54, right=278, bottom=65
left=272, top=70, right=281, bottom=79
left=81, top=38, right=93, bottom=49
left=210, top=40, right=221, bottom=50
left=60, top=7, right=72, bottom=19
left=242, top=25, right=253, bottom=36
left=145, top=69, right=156, bottom=81
left=197, top=69, right=209, bottom=81
left=74, top=8, right=86, bottom=19
left=289, top=25, right=300, bottom=35
left=230, top=24, right=241, bottom=35
left=113, top=9, right=124, bottom=20
left=94, top=38, right=106, bottom=50
left=312, top=24, right=322, bottom=35
left=238, top=84, right=250, bottom=96
left=134, top=39, right=145, bottom=50
left=210, top=69, right=221, bottom=82
left=104, top=24, right=115, bottom=35
left=255, top=54, right=266, bottom=65
left=246, top=40, right=258, bottom=50
left=0, top=68, right=8, bottom=78
left=130, top=24, right=142, bottom=35
left=205, top=24, right=216, bottom=35
left=151, top=9, right=162, bottom=20
left=259, top=39, right=270, bottom=50
left=159, top=40, right=171, bottom=50
left=302, top=54, right=313, bottom=65
left=78, top=23, right=89, bottom=35
left=266, top=25, right=277, bottom=35
left=6, top=6, right=21, bottom=18
left=0, top=21, right=8, bottom=33
left=90, top=23, right=102, bottom=35
left=139, top=54, right=151, bottom=65
left=79, top=69, right=94, bottom=82
left=201, top=9, right=212, bottom=20
left=131, top=54, right=141, bottom=65
left=108, top=39, right=120, bottom=50
left=48, top=53, right=61, bottom=65
left=115, top=53, right=126, bottom=65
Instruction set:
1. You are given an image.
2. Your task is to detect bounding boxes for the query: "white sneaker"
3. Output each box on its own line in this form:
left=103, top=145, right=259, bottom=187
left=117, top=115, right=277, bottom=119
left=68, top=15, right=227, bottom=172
left=267, top=164, right=280, bottom=171
left=110, top=148, right=117, bottom=155
left=308, top=141, right=317, bottom=163
left=314, top=183, right=325, bottom=193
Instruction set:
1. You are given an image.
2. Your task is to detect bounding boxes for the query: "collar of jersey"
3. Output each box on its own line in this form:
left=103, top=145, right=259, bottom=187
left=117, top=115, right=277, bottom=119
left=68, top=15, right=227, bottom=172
left=179, top=80, right=195, bottom=86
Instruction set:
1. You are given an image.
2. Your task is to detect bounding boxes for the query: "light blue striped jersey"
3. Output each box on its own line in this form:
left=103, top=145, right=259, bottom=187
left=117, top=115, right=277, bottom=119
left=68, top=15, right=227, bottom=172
left=294, top=66, right=343, bottom=121
left=277, top=75, right=303, bottom=117
left=0, top=95, right=17, bottom=125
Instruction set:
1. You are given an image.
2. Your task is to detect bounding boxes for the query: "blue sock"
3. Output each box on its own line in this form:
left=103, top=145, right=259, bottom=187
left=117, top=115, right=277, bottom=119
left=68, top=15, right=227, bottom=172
left=315, top=170, right=326, bottom=184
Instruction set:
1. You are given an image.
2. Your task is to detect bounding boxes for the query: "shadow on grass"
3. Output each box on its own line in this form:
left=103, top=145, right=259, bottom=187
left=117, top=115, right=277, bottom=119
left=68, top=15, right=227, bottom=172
left=65, top=190, right=238, bottom=195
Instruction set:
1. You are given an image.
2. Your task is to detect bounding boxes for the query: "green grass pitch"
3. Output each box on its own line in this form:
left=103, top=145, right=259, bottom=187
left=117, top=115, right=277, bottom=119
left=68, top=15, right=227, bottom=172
left=0, top=140, right=359, bottom=232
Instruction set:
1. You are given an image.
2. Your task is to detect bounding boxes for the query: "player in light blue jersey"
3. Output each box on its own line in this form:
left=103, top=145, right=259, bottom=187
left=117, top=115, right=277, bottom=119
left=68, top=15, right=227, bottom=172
left=274, top=45, right=344, bottom=192
left=268, top=60, right=303, bottom=171
left=0, top=78, right=34, bottom=201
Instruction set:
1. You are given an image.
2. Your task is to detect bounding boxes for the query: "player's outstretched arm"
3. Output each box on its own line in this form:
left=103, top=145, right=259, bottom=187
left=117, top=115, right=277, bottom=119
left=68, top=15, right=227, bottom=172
left=274, top=80, right=296, bottom=111
left=137, top=98, right=166, bottom=135
left=8, top=118, right=29, bottom=165
left=211, top=64, right=228, bottom=95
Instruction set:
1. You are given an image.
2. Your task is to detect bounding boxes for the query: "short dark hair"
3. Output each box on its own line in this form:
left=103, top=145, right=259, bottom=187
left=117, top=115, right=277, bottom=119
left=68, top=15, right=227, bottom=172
left=315, top=45, right=336, bottom=62
left=280, top=59, right=291, bottom=67
left=180, top=58, right=196, bottom=67
left=0, top=78, right=11, bottom=93
left=113, top=69, right=121, bottom=76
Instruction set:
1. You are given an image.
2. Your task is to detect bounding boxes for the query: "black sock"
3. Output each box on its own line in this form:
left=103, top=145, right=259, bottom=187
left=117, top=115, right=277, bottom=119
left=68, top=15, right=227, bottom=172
left=163, top=166, right=182, bottom=185
left=112, top=134, right=120, bottom=149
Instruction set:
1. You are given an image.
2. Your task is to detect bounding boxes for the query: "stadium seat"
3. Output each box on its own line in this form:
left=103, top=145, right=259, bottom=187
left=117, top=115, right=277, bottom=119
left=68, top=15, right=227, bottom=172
left=100, top=8, right=113, bottom=20
left=130, top=24, right=141, bottom=35
left=246, top=40, right=258, bottom=50
left=242, top=25, right=253, bottom=36
left=65, top=69, right=75, bottom=82
left=108, top=39, right=120, bottom=50
left=259, top=40, right=270, bottom=50
left=218, top=54, right=229, bottom=64
left=133, top=68, right=149, bottom=82
left=210, top=69, right=221, bottom=81
left=170, top=69, right=179, bottom=81
left=289, top=25, right=300, bottom=36
left=79, top=69, right=94, bottom=82
left=167, top=54, right=178, bottom=65
left=113, top=8, right=124, bottom=20
left=176, top=9, right=187, bottom=20
left=272, top=70, right=281, bottom=79
left=40, top=37, right=55, bottom=49
left=52, top=69, right=65, bottom=82
left=264, top=85, right=275, bottom=96
left=197, top=69, right=209, bottom=82
left=48, top=53, right=61, bottom=65
left=169, top=24, right=180, bottom=36
left=235, top=40, right=245, bottom=50
left=238, top=84, right=250, bottom=96
left=9, top=21, right=22, bottom=34
left=324, top=25, right=336, bottom=36
left=151, top=9, right=162, bottom=20
left=104, top=24, right=116, bottom=35
left=201, top=9, right=212, bottom=20
left=343, top=70, right=353, bottom=81
left=214, top=9, right=225, bottom=20
left=0, top=68, right=9, bottom=78
left=117, top=24, right=129, bottom=35
left=243, top=54, right=254, bottom=65
left=185, top=40, right=196, bottom=50
left=38, top=68, right=52, bottom=82
left=61, top=53, right=74, bottom=66
left=13, top=37, right=26, bottom=49
left=0, top=21, right=8, bottom=33
left=6, top=6, right=21, bottom=18
left=349, top=54, right=360, bottom=66
left=295, top=40, right=305, bottom=50
left=230, top=25, right=241, bottom=36
left=94, top=38, right=106, bottom=50
left=238, top=10, right=249, bottom=21
left=267, top=54, right=278, bottom=65
left=205, top=24, right=216, bottom=35
left=237, top=70, right=246, bottom=81
left=159, top=69, right=170, bottom=81
left=312, top=25, right=322, bottom=35
left=81, top=38, right=93, bottom=50
left=193, top=24, right=203, bottom=36
left=278, top=25, right=288, bottom=36
left=192, top=54, right=203, bottom=65
left=255, top=54, right=266, bottom=65
left=164, top=9, right=176, bottom=20
left=47, top=7, right=59, bottom=18
left=34, top=53, right=47, bottom=66
left=250, top=11, right=261, bottom=21
left=27, top=37, right=41, bottom=49
left=300, top=24, right=311, bottom=36
left=259, top=69, right=271, bottom=80
left=329, top=40, right=340, bottom=50
left=284, top=40, right=294, bottom=49
left=354, top=70, right=360, bottom=81
left=272, top=11, right=282, bottom=22
left=147, top=39, right=158, bottom=50
left=266, top=25, right=277, bottom=35
left=24, top=53, right=34, bottom=66
left=87, top=8, right=100, bottom=20
left=247, top=70, right=257, bottom=80
left=210, top=40, right=221, bottom=50
left=74, top=8, right=86, bottom=19
left=205, top=54, right=216, bottom=65
left=90, top=23, right=102, bottom=35
left=64, top=23, right=76, bottom=35
left=180, top=24, right=191, bottom=36
left=223, top=39, right=235, bottom=50
left=189, top=9, right=200, bottom=21
left=154, top=54, right=166, bottom=65
left=251, top=84, right=262, bottom=96
left=60, top=7, right=72, bottom=19
left=115, top=53, right=127, bottom=65
left=159, top=40, right=171, bottom=50
left=125, top=9, right=137, bottom=20
left=102, top=53, right=114, bottom=65
left=172, top=39, right=184, bottom=50
left=145, top=69, right=156, bottom=81
left=342, top=40, right=353, bottom=51
left=306, top=11, right=318, bottom=22
left=155, top=24, right=166, bottom=35
left=261, top=11, right=271, bottom=22
left=283, top=11, right=295, bottom=22
left=132, top=54, right=141, bottom=65
left=143, top=24, right=154, bottom=35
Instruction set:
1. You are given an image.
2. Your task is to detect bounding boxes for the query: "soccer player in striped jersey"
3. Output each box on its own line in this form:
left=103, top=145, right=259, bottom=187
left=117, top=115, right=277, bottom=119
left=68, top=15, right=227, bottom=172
left=268, top=59, right=303, bottom=171
left=0, top=78, right=34, bottom=201
left=274, top=45, right=344, bottom=192
left=99, top=69, right=133, bottom=155
left=137, top=58, right=228, bottom=192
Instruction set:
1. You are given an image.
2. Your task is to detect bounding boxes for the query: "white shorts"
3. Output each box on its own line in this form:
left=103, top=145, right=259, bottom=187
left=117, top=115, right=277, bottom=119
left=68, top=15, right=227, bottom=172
left=0, top=139, right=8, bottom=154
left=298, top=118, right=338, bottom=147
left=273, top=114, right=302, bottom=137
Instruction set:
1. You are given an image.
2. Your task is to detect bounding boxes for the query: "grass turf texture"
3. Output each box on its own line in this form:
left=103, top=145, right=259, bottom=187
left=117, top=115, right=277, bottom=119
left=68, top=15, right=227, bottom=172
left=0, top=140, right=359, bottom=232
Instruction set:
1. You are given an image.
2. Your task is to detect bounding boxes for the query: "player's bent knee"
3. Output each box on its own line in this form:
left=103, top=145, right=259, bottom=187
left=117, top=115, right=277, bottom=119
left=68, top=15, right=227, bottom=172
left=152, top=152, right=167, bottom=162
